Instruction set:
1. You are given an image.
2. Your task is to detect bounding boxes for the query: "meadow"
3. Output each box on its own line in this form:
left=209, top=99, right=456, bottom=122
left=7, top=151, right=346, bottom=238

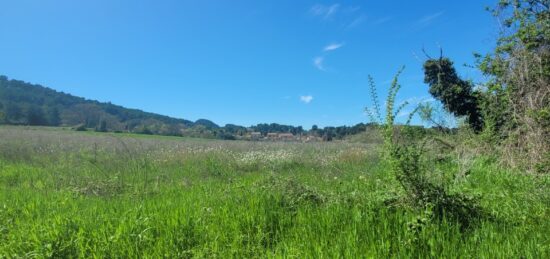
left=0, top=126, right=548, bottom=258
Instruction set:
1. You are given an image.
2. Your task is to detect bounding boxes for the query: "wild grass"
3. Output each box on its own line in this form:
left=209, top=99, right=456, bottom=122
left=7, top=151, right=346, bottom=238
left=0, top=126, right=548, bottom=257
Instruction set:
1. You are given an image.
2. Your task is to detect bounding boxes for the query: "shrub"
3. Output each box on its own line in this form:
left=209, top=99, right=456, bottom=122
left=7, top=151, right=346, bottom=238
left=366, top=68, right=486, bottom=229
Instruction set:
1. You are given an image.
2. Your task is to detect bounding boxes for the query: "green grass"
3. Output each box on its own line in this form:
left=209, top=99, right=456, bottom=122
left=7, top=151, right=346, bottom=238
left=0, top=126, right=548, bottom=257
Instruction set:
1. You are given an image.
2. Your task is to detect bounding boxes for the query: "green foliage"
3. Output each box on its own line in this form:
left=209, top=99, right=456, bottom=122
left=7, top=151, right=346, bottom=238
left=250, top=123, right=304, bottom=136
left=476, top=81, right=511, bottom=140
left=46, top=107, right=61, bottom=126
left=391, top=144, right=486, bottom=228
left=491, top=0, right=550, bottom=54
left=216, top=130, right=237, bottom=140
left=136, top=126, right=153, bottom=135
left=24, top=105, right=47, bottom=126
left=194, top=119, right=219, bottom=129
left=367, top=69, right=487, bottom=230
left=0, top=103, right=4, bottom=124
left=423, top=58, right=483, bottom=132
left=476, top=0, right=549, bottom=171
left=0, top=126, right=548, bottom=257
left=365, top=75, right=382, bottom=124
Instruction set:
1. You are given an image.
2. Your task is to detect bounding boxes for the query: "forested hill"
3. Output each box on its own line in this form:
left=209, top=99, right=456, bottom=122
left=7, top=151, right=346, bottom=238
left=0, top=75, right=373, bottom=139
left=0, top=75, right=208, bottom=135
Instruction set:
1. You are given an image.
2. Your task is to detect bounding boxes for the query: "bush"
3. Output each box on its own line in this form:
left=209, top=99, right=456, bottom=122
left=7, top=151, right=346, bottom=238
left=366, top=68, right=486, bottom=230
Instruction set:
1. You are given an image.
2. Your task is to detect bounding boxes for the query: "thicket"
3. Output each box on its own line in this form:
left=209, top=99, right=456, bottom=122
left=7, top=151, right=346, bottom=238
left=419, top=0, right=548, bottom=173
left=480, top=0, right=549, bottom=172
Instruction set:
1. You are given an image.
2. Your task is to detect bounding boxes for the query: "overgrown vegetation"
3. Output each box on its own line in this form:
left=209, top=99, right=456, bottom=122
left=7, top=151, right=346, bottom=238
left=0, top=127, right=548, bottom=257
left=419, top=0, right=549, bottom=172
left=366, top=68, right=487, bottom=235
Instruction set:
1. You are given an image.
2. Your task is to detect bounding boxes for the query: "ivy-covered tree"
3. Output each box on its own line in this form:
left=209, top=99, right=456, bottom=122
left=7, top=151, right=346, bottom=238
left=423, top=57, right=484, bottom=132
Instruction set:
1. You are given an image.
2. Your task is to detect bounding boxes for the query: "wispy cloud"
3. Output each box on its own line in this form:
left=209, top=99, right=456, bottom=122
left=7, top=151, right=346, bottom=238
left=313, top=56, right=325, bottom=71
left=415, top=11, right=444, bottom=27
left=313, top=43, right=343, bottom=71
left=346, top=14, right=367, bottom=29
left=310, top=3, right=366, bottom=30
left=323, top=42, right=344, bottom=52
left=300, top=95, right=314, bottom=104
left=310, top=4, right=340, bottom=19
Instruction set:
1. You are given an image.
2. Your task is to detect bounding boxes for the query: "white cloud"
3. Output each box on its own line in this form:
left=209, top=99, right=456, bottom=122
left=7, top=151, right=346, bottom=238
left=415, top=11, right=444, bottom=27
left=310, top=4, right=340, bottom=19
left=323, top=42, right=344, bottom=52
left=313, top=56, right=325, bottom=71
left=300, top=95, right=314, bottom=104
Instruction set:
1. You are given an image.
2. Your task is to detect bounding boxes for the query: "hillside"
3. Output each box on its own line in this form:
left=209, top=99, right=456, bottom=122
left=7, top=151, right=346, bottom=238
left=0, top=75, right=223, bottom=136
left=0, top=75, right=373, bottom=139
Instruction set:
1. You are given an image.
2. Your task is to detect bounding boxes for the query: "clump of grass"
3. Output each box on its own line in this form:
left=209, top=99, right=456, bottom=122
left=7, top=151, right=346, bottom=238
left=259, top=175, right=326, bottom=210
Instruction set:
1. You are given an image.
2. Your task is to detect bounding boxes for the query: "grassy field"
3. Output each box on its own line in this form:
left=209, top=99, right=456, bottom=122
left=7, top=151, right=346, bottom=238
left=0, top=126, right=548, bottom=258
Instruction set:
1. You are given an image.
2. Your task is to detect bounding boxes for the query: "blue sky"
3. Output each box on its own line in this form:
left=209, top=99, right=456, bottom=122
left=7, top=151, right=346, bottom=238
left=0, top=0, right=498, bottom=128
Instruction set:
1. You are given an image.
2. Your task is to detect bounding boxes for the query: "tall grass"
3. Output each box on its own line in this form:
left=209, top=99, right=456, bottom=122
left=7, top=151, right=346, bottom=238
left=0, top=126, right=548, bottom=257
